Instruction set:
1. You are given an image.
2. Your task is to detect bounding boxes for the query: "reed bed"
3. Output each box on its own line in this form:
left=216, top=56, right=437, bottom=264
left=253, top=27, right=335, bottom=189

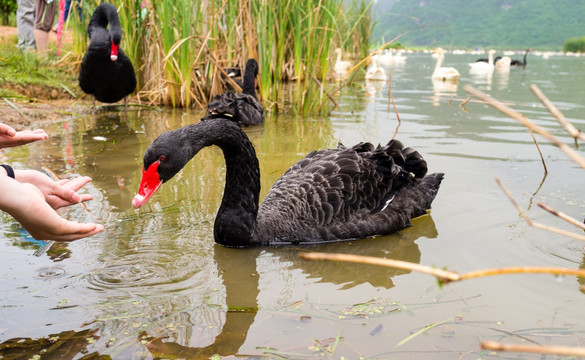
left=66, top=0, right=372, bottom=113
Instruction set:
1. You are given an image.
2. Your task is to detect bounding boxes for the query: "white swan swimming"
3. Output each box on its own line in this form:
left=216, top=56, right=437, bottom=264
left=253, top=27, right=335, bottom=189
left=365, top=54, right=387, bottom=81
left=469, top=49, right=496, bottom=76
left=431, top=48, right=460, bottom=81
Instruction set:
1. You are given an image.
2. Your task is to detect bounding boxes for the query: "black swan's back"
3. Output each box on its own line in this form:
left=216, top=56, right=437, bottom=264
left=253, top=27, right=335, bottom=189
left=254, top=141, right=443, bottom=245
left=476, top=56, right=502, bottom=63
left=133, top=119, right=443, bottom=247
left=78, top=3, right=136, bottom=104
left=204, top=59, right=264, bottom=126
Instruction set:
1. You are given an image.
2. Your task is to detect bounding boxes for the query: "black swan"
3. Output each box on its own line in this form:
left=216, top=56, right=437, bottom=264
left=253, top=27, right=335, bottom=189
left=78, top=3, right=136, bottom=108
left=203, top=59, right=264, bottom=126
left=476, top=55, right=502, bottom=63
left=510, top=48, right=531, bottom=67
left=132, top=118, right=444, bottom=247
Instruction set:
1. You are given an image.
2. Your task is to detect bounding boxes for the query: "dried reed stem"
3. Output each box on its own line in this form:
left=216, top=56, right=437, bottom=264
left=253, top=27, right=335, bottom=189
left=495, top=177, right=585, bottom=241
left=481, top=341, right=585, bottom=356
left=459, top=266, right=585, bottom=280
left=3, top=98, right=27, bottom=120
left=530, top=84, right=585, bottom=144
left=386, top=71, right=401, bottom=139
left=298, top=252, right=585, bottom=284
left=299, top=252, right=460, bottom=281
left=537, top=202, right=585, bottom=231
left=464, top=85, right=585, bottom=170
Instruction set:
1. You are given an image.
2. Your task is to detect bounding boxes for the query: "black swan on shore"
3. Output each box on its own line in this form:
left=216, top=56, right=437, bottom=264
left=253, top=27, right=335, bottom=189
left=78, top=3, right=136, bottom=108
left=203, top=59, right=264, bottom=126
left=510, top=48, right=531, bottom=67
left=132, top=118, right=444, bottom=247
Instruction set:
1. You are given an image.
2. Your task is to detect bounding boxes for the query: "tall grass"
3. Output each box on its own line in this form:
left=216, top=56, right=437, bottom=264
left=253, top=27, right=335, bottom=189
left=67, top=0, right=372, bottom=114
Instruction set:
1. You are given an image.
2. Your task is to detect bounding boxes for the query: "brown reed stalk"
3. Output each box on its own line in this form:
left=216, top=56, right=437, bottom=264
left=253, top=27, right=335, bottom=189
left=537, top=202, right=585, bottom=231
left=481, top=341, right=585, bottom=356
left=530, top=84, right=585, bottom=145
left=464, top=85, right=585, bottom=170
left=299, top=252, right=585, bottom=285
left=495, top=177, right=585, bottom=241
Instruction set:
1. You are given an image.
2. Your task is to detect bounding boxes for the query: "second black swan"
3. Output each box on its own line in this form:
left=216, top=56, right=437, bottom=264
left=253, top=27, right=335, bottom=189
left=78, top=3, right=136, bottom=107
left=132, top=118, right=444, bottom=247
left=510, top=48, right=531, bottom=67
left=203, top=59, right=264, bottom=126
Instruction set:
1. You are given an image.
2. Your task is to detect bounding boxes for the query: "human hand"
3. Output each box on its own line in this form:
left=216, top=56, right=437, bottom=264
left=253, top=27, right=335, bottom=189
left=1, top=180, right=104, bottom=241
left=0, top=128, right=49, bottom=148
left=0, top=123, right=16, bottom=137
left=14, top=170, right=94, bottom=209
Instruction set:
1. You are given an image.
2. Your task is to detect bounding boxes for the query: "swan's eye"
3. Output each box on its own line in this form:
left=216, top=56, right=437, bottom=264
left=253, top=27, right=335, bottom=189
left=159, top=155, right=166, bottom=162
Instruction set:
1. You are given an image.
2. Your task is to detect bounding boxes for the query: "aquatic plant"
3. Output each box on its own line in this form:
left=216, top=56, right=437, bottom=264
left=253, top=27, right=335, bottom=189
left=67, top=0, right=372, bottom=113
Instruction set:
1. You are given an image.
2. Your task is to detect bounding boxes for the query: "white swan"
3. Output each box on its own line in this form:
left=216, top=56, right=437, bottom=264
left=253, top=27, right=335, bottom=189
left=365, top=54, right=387, bottom=81
left=391, top=50, right=407, bottom=65
left=469, top=49, right=496, bottom=76
left=495, top=56, right=511, bottom=72
left=378, top=49, right=394, bottom=68
left=333, top=48, right=351, bottom=78
left=431, top=48, right=460, bottom=81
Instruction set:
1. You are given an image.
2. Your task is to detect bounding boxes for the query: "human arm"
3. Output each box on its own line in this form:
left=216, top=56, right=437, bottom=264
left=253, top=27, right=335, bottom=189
left=0, top=175, right=104, bottom=241
left=0, top=123, right=48, bottom=148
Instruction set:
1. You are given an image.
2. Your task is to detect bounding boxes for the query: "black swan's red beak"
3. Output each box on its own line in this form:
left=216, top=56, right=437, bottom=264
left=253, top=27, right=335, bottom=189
left=132, top=161, right=162, bottom=209
left=110, top=41, right=119, bottom=61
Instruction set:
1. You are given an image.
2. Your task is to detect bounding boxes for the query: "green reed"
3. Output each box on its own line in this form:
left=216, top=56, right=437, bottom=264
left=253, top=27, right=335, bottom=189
left=69, top=0, right=372, bottom=114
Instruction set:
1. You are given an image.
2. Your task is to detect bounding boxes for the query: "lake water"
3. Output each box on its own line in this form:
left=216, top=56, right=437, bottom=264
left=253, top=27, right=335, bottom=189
left=1, top=52, right=584, bottom=359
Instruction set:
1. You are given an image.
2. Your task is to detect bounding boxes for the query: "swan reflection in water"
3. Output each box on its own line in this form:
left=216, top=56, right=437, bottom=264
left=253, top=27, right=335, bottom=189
left=494, top=66, right=510, bottom=90
left=431, top=79, right=458, bottom=107
left=365, top=79, right=386, bottom=98
left=139, top=214, right=438, bottom=358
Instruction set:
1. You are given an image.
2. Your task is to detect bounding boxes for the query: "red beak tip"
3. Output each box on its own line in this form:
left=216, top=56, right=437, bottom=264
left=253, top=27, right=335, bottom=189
left=132, top=194, right=146, bottom=209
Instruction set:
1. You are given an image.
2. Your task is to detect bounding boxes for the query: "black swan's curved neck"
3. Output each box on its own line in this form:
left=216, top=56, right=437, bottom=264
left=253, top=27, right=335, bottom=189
left=88, top=4, right=122, bottom=43
left=242, top=60, right=258, bottom=99
left=183, top=120, right=261, bottom=247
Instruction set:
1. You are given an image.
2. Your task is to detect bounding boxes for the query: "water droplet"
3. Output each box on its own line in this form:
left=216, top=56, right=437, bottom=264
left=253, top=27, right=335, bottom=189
left=35, top=266, right=66, bottom=279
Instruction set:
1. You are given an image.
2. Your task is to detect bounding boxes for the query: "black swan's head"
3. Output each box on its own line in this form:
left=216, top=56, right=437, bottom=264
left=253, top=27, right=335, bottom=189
left=132, top=130, right=191, bottom=208
left=242, top=59, right=259, bottom=96
left=88, top=3, right=123, bottom=61
left=245, top=59, right=259, bottom=78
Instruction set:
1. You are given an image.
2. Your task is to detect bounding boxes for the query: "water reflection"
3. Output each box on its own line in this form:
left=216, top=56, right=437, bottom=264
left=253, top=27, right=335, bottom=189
left=137, top=214, right=436, bottom=358
left=0, top=328, right=105, bottom=359
left=79, top=113, right=141, bottom=212
left=494, top=66, right=510, bottom=90
left=365, top=79, right=386, bottom=98
left=431, top=79, right=458, bottom=106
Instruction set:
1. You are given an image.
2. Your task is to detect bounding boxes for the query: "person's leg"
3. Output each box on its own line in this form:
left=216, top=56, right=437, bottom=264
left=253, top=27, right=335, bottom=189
left=34, top=0, right=57, bottom=54
left=16, top=0, right=36, bottom=50
left=63, top=0, right=71, bottom=21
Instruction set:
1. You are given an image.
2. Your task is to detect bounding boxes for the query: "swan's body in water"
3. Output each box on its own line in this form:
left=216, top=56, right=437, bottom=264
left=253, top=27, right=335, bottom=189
left=333, top=48, right=351, bottom=78
left=203, top=59, right=264, bottom=126
left=365, top=54, right=387, bottom=81
left=132, top=119, right=443, bottom=247
left=78, top=3, right=136, bottom=107
left=510, top=48, right=531, bottom=67
left=469, top=49, right=496, bottom=76
left=432, top=48, right=460, bottom=81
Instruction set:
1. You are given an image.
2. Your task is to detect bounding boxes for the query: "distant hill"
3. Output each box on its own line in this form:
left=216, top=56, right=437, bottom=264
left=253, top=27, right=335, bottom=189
left=373, top=0, right=585, bottom=50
